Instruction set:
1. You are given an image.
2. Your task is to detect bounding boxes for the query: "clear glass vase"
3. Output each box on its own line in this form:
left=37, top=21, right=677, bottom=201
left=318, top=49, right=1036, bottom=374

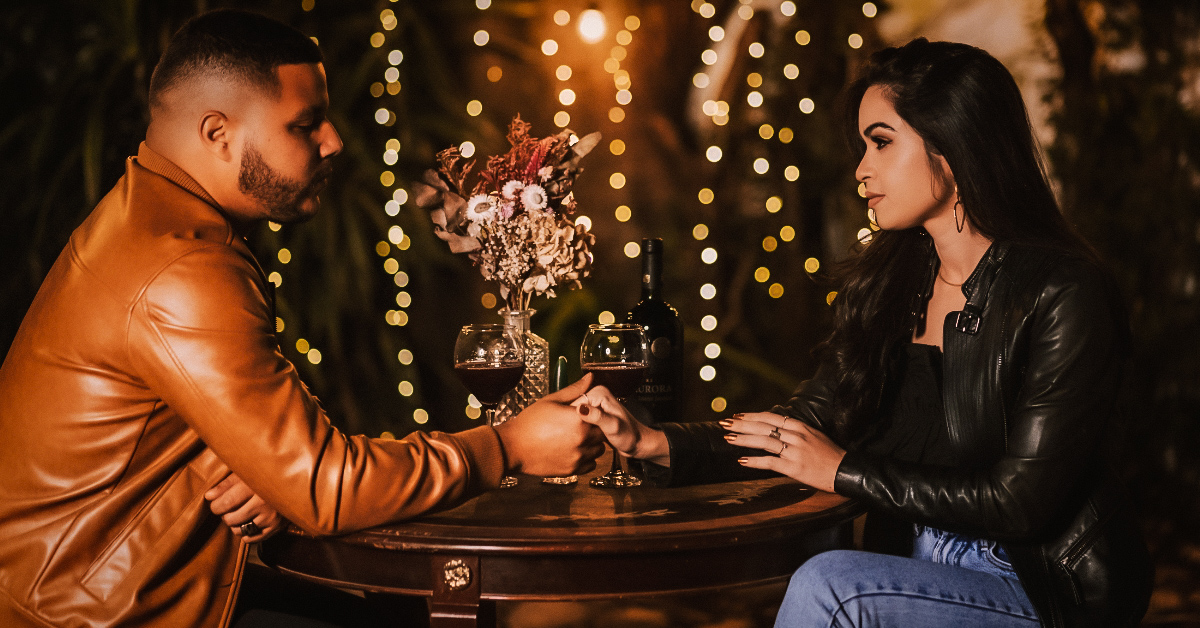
left=494, top=309, right=549, bottom=424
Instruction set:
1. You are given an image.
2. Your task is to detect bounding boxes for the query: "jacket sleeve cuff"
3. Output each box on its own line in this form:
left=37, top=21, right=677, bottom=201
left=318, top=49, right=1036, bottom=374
left=449, top=425, right=507, bottom=491
left=833, top=449, right=873, bottom=498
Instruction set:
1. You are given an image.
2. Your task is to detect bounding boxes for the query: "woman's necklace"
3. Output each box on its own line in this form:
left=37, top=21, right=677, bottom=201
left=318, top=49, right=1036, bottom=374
left=937, top=272, right=964, bottom=287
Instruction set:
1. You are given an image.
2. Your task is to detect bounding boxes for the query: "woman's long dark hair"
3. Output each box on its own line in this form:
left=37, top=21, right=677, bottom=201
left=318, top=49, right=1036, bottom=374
left=823, top=38, right=1093, bottom=443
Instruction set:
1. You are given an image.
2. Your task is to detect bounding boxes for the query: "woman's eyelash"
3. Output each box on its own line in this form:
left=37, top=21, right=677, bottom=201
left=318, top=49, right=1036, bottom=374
left=870, top=136, right=890, bottom=148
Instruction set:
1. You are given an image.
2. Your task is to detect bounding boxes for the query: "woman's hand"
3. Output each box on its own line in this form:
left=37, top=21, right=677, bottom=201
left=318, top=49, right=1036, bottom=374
left=722, top=412, right=846, bottom=493
left=204, top=472, right=285, bottom=543
left=575, top=385, right=670, bottom=467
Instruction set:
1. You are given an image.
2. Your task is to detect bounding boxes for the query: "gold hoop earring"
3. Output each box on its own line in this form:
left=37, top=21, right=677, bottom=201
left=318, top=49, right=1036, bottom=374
left=953, top=199, right=965, bottom=233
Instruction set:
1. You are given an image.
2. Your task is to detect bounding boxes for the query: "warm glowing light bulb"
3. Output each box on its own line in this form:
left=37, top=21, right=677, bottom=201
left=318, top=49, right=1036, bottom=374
left=579, top=9, right=606, bottom=43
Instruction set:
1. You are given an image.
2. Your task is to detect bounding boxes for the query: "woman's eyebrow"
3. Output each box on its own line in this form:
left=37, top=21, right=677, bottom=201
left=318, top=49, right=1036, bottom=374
left=862, top=121, right=896, bottom=135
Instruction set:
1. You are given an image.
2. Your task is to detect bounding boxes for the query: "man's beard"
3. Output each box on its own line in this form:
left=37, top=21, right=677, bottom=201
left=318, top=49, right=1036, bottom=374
left=237, top=143, right=331, bottom=223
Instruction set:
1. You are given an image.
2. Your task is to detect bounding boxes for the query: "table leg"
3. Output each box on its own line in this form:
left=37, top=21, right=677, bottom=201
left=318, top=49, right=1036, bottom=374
left=428, top=555, right=496, bottom=628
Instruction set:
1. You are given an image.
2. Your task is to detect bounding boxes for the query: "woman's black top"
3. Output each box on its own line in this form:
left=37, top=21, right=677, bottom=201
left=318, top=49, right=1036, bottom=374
left=857, top=343, right=954, bottom=467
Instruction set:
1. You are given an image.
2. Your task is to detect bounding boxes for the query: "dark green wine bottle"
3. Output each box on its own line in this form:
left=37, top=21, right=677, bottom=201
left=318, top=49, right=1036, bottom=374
left=627, top=238, right=683, bottom=424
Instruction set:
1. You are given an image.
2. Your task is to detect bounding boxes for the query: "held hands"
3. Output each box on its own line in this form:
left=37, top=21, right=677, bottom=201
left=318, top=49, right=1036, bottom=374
left=722, top=412, right=846, bottom=494
left=204, top=472, right=285, bottom=542
left=574, top=385, right=670, bottom=467
left=493, top=373, right=608, bottom=478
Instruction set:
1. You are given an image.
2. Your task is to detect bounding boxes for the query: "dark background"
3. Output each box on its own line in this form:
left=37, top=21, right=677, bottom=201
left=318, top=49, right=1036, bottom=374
left=2, top=0, right=1198, bottom=621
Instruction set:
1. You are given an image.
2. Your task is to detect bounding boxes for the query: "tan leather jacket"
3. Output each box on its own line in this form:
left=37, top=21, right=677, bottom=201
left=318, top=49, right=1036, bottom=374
left=0, top=144, right=506, bottom=627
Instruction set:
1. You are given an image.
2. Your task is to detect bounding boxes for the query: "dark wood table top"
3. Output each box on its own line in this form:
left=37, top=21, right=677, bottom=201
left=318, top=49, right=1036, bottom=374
left=259, top=453, right=861, bottom=626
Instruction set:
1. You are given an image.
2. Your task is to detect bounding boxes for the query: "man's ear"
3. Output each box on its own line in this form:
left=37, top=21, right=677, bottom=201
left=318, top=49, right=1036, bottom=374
left=198, top=111, right=234, bottom=162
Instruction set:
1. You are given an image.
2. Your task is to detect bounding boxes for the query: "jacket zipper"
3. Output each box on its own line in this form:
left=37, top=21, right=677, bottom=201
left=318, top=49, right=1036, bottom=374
left=1059, top=500, right=1117, bottom=572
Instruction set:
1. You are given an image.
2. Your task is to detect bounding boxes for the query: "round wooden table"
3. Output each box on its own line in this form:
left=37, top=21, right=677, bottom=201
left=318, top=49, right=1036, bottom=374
left=258, top=455, right=861, bottom=627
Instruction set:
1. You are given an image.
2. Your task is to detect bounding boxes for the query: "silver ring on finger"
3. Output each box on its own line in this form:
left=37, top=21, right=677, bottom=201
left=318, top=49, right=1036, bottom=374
left=239, top=520, right=263, bottom=537
left=776, top=441, right=788, bottom=456
left=769, top=427, right=781, bottom=440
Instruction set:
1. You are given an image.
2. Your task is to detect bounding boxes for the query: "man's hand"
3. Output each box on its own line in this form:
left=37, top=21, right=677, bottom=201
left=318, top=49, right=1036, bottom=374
left=204, top=472, right=285, bottom=542
left=493, top=373, right=607, bottom=477
left=575, top=385, right=670, bottom=467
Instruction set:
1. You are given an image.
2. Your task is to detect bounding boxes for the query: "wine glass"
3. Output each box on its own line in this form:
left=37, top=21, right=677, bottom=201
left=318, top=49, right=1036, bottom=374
left=454, top=324, right=525, bottom=488
left=580, top=323, right=649, bottom=488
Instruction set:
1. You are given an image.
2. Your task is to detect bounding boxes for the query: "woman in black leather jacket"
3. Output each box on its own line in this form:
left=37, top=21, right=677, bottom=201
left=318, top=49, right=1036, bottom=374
left=580, top=39, right=1152, bottom=627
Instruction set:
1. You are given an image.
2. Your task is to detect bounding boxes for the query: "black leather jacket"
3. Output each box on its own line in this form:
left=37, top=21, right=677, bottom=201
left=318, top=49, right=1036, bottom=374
left=647, top=242, right=1152, bottom=627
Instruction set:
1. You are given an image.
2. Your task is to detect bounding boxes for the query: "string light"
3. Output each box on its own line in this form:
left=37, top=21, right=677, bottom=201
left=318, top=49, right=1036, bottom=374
left=579, top=9, right=606, bottom=42
left=372, top=25, right=418, bottom=422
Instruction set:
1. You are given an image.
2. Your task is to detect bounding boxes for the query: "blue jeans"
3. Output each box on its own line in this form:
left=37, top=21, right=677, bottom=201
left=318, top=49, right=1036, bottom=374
left=774, top=527, right=1039, bottom=627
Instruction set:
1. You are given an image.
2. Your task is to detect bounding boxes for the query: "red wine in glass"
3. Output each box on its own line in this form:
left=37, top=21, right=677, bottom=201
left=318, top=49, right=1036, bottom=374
left=453, top=324, right=524, bottom=488
left=580, top=362, right=646, bottom=400
left=454, top=361, right=525, bottom=406
left=580, top=323, right=649, bottom=488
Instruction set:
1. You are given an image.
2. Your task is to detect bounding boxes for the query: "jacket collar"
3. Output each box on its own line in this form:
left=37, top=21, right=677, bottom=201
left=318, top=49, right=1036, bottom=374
left=135, top=142, right=222, bottom=209
left=914, top=239, right=1010, bottom=335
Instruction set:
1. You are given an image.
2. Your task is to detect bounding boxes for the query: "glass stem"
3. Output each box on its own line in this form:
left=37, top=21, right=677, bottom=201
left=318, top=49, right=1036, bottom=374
left=608, top=445, right=623, bottom=474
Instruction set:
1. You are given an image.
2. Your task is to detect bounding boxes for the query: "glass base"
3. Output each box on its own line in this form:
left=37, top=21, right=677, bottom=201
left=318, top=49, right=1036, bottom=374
left=498, top=475, right=519, bottom=489
left=589, top=470, right=642, bottom=488
left=542, top=475, right=578, bottom=485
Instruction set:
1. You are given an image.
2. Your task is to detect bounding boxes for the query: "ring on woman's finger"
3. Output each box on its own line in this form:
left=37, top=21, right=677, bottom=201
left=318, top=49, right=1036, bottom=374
left=775, top=441, right=788, bottom=456
left=239, top=520, right=262, bottom=537
left=768, top=427, right=781, bottom=440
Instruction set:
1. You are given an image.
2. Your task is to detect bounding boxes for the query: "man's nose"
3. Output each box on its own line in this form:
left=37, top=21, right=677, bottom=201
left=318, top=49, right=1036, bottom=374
left=320, top=120, right=343, bottom=159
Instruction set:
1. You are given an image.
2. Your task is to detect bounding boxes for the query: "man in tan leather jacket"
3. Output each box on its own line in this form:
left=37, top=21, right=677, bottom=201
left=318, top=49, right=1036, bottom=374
left=0, top=10, right=603, bottom=627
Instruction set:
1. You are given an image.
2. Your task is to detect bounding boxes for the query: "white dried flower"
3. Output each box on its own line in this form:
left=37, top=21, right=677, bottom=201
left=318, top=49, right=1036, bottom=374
left=521, top=184, right=549, bottom=212
left=465, top=194, right=497, bottom=222
left=501, top=180, right=525, bottom=201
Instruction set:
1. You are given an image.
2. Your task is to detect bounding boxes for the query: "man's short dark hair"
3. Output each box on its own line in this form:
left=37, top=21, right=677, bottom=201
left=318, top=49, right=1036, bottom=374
left=149, top=9, right=322, bottom=108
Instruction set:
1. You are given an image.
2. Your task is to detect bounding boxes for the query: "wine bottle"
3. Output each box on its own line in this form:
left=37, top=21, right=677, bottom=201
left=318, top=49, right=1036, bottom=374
left=627, top=238, right=683, bottom=425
